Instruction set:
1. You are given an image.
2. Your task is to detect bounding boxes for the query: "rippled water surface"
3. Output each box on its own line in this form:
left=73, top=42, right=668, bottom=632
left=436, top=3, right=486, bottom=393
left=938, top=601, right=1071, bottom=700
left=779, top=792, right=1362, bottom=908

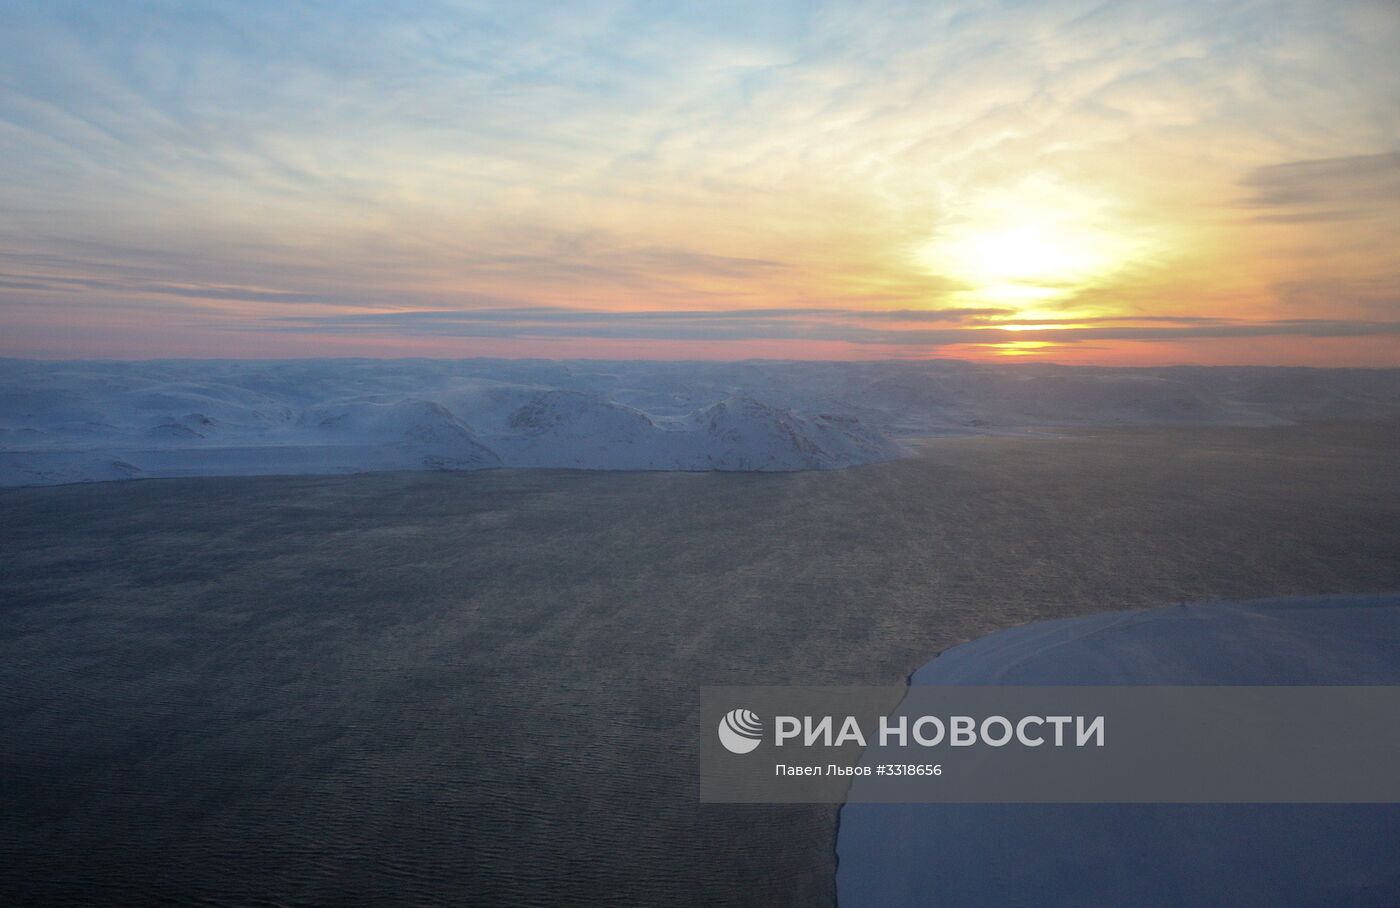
left=2, top=423, right=1398, bottom=905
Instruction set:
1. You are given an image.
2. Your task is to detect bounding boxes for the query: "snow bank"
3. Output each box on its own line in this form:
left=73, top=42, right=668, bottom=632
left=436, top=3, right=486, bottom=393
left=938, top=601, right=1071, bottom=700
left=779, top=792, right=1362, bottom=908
left=836, top=594, right=1400, bottom=907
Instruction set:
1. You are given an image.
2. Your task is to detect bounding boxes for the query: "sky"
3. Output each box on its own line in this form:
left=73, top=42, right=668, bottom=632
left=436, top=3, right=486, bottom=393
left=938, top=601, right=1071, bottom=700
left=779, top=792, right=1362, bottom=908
left=0, top=0, right=1397, bottom=365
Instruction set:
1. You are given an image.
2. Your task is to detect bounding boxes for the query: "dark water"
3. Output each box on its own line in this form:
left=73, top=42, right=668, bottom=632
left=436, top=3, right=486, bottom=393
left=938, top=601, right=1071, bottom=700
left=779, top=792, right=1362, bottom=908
left=2, top=422, right=1398, bottom=905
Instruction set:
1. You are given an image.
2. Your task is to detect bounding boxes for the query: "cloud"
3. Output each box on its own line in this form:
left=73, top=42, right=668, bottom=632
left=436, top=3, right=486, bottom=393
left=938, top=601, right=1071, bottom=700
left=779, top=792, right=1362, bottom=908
left=267, top=306, right=1001, bottom=343
left=1, top=1, right=1398, bottom=361
left=0, top=272, right=350, bottom=305
left=266, top=306, right=1400, bottom=348
left=1238, top=151, right=1400, bottom=222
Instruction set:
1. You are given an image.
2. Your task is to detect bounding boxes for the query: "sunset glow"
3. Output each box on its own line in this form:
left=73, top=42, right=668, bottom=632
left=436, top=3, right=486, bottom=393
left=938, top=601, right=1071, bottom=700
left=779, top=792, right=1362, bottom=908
left=914, top=178, right=1156, bottom=316
left=0, top=1, right=1397, bottom=364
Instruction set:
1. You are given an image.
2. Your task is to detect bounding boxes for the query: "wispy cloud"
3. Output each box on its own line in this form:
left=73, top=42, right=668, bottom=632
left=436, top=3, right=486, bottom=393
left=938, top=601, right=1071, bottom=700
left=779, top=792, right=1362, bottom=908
left=1, top=1, right=1398, bottom=362
left=266, top=306, right=1400, bottom=348
left=1239, top=151, right=1400, bottom=223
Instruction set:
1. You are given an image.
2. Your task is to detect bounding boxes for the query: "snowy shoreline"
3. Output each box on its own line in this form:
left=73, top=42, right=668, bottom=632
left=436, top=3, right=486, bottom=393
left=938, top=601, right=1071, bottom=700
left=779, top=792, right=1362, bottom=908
left=3, top=358, right=1397, bottom=487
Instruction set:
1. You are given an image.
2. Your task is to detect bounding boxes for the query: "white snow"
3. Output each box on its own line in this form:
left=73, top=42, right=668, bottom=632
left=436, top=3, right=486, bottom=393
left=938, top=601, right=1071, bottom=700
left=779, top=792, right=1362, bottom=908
left=836, top=593, right=1400, bottom=907
left=0, top=358, right=1396, bottom=486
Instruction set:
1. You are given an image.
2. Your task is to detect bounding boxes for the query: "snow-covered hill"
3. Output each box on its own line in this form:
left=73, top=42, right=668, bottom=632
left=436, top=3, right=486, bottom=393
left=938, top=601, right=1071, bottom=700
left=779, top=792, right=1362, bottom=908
left=0, top=358, right=1395, bottom=486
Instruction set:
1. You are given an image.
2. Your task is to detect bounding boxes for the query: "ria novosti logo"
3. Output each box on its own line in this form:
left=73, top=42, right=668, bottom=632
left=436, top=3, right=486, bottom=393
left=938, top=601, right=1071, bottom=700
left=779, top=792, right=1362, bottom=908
left=717, top=708, right=764, bottom=754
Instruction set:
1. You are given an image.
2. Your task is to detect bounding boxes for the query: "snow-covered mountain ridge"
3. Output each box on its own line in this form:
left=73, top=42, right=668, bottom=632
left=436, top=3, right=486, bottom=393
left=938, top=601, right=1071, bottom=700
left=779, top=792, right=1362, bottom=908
left=0, top=358, right=1395, bottom=486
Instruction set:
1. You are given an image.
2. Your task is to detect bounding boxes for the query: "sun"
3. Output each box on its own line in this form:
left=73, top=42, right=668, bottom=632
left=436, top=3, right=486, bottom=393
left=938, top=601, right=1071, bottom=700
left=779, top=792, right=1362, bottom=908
left=915, top=178, right=1152, bottom=314
left=951, top=223, right=1105, bottom=288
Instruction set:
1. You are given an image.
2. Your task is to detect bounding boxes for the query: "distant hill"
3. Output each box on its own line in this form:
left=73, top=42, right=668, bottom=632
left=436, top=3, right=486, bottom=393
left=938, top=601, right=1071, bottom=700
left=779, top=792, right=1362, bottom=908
left=0, top=358, right=1396, bottom=486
